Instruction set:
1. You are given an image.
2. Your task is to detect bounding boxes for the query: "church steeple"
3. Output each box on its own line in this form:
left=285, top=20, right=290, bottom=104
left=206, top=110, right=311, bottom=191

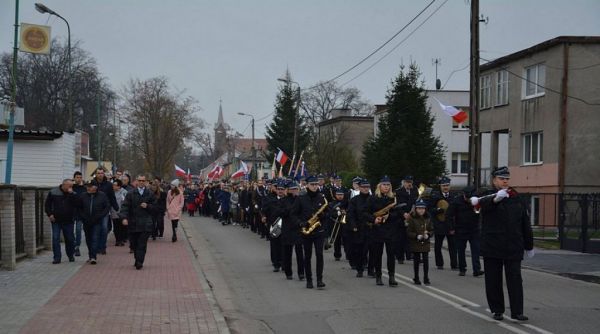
left=216, top=99, right=224, bottom=128
left=214, top=99, right=228, bottom=159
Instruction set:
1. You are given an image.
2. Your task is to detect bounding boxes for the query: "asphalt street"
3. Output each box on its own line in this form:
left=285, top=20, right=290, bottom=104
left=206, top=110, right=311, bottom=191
left=183, top=216, right=600, bottom=334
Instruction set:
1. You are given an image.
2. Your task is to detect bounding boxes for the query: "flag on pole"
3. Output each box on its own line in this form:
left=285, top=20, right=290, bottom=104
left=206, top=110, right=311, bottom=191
left=207, top=164, right=223, bottom=179
left=231, top=160, right=248, bottom=179
left=271, top=155, right=277, bottom=179
left=186, top=168, right=192, bottom=182
left=175, top=164, right=186, bottom=178
left=434, top=97, right=468, bottom=124
left=275, top=148, right=289, bottom=166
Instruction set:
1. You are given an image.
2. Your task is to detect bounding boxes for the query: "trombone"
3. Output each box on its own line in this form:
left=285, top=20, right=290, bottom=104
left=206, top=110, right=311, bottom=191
left=325, top=207, right=346, bottom=249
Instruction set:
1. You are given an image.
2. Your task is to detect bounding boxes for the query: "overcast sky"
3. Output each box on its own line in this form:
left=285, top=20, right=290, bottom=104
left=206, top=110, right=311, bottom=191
left=1, top=0, right=599, bottom=138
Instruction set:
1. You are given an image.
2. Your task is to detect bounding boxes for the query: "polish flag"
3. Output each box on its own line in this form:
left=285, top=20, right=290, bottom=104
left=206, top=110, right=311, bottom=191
left=434, top=97, right=468, bottom=124
left=208, top=164, right=223, bottom=179
left=175, top=164, right=186, bottom=178
left=186, top=168, right=192, bottom=182
left=230, top=160, right=248, bottom=179
left=275, top=148, right=289, bottom=166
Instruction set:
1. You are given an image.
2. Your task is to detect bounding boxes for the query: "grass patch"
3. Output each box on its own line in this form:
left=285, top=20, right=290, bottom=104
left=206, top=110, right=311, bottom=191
left=534, top=239, right=560, bottom=250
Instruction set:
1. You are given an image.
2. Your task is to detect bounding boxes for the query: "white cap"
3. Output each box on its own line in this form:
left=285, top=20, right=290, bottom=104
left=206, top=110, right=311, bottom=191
left=171, top=179, right=180, bottom=187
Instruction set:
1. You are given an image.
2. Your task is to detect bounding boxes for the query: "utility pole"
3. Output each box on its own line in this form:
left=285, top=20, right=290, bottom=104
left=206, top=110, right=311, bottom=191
left=4, top=0, right=19, bottom=184
left=468, top=0, right=481, bottom=189
left=251, top=116, right=256, bottom=181
left=96, top=93, right=101, bottom=167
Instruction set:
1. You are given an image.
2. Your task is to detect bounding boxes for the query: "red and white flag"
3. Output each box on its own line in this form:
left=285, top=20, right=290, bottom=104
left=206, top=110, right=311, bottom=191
left=230, top=160, right=248, bottom=179
left=207, top=164, right=223, bottom=179
left=175, top=164, right=186, bottom=178
left=275, top=148, right=289, bottom=166
left=186, top=168, right=192, bottom=182
left=434, top=97, right=468, bottom=124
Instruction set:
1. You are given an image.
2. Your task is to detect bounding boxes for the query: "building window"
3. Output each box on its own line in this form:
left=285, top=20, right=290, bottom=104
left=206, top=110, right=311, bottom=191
left=480, top=74, right=492, bottom=109
left=524, top=63, right=545, bottom=98
left=452, top=107, right=470, bottom=129
left=451, top=152, right=469, bottom=174
left=496, top=70, right=509, bottom=105
left=522, top=132, right=543, bottom=164
left=530, top=196, right=540, bottom=226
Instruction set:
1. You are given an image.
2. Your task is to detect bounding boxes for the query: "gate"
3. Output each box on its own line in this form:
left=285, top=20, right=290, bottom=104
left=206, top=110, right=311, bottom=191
left=559, top=193, right=600, bottom=253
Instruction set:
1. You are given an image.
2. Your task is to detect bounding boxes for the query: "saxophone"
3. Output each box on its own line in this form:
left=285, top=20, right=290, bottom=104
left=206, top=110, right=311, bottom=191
left=373, top=197, right=397, bottom=224
left=301, top=197, right=329, bottom=235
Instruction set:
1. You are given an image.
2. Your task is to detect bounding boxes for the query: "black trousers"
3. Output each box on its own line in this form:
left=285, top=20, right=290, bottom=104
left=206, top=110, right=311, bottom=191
left=282, top=243, right=304, bottom=278
left=484, top=257, right=524, bottom=316
left=369, top=240, right=396, bottom=277
left=333, top=227, right=343, bottom=259
left=434, top=234, right=457, bottom=268
left=130, top=231, right=150, bottom=265
left=270, top=236, right=282, bottom=268
left=171, top=219, right=179, bottom=237
left=152, top=214, right=164, bottom=237
left=395, top=227, right=412, bottom=261
left=303, top=237, right=325, bottom=282
left=112, top=218, right=128, bottom=244
left=413, top=252, right=430, bottom=280
left=351, top=241, right=368, bottom=272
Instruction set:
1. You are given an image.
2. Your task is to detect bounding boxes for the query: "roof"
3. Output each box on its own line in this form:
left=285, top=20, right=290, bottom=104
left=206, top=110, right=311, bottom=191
left=481, top=36, right=600, bottom=71
left=231, top=138, right=268, bottom=153
left=318, top=116, right=374, bottom=127
left=0, top=129, right=63, bottom=140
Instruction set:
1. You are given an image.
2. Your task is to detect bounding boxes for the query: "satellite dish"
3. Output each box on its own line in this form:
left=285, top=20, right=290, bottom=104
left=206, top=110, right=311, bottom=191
left=436, top=79, right=441, bottom=90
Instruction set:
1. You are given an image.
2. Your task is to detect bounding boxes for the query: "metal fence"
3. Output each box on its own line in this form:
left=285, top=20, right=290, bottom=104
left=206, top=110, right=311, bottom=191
left=35, top=189, right=47, bottom=249
left=14, top=188, right=25, bottom=256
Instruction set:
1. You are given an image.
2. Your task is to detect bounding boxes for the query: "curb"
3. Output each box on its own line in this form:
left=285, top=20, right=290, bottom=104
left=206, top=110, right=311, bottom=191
left=180, top=219, right=231, bottom=334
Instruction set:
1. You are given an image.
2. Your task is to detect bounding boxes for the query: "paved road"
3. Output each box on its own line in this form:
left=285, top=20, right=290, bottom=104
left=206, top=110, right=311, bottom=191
left=183, top=216, right=600, bottom=334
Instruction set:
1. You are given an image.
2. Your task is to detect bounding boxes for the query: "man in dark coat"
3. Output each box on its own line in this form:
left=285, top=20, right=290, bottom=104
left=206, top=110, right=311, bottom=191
left=472, top=166, right=534, bottom=322
left=294, top=175, right=328, bottom=289
left=395, top=175, right=417, bottom=263
left=281, top=181, right=304, bottom=280
left=72, top=171, right=87, bottom=257
left=429, top=176, right=458, bottom=270
left=262, top=181, right=287, bottom=272
left=346, top=179, right=371, bottom=277
left=447, top=186, right=484, bottom=277
left=79, top=182, right=110, bottom=264
left=45, top=179, right=79, bottom=264
left=91, top=168, right=119, bottom=255
left=121, top=174, right=157, bottom=270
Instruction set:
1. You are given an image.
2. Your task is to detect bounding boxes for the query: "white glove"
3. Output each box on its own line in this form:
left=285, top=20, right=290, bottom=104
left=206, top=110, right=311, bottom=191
left=525, top=249, right=535, bottom=259
left=423, top=233, right=429, bottom=240
left=470, top=196, right=479, bottom=206
left=417, top=235, right=423, bottom=240
left=494, top=189, right=509, bottom=203
left=337, top=209, right=342, bottom=217
left=254, top=204, right=259, bottom=209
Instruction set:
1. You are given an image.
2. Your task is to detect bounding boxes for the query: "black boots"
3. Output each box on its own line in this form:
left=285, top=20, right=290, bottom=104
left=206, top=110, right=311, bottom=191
left=317, top=280, right=326, bottom=289
left=376, top=276, right=384, bottom=286
left=389, top=277, right=398, bottom=287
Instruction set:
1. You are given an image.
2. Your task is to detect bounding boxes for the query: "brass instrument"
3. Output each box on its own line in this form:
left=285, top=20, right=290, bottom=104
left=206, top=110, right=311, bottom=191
left=373, top=197, right=397, bottom=224
left=301, top=197, right=329, bottom=235
left=436, top=199, right=449, bottom=221
left=326, top=207, right=346, bottom=249
left=269, top=217, right=283, bottom=238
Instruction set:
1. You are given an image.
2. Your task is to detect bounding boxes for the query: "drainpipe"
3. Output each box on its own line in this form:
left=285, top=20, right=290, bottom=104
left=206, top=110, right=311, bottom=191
left=558, top=43, right=569, bottom=194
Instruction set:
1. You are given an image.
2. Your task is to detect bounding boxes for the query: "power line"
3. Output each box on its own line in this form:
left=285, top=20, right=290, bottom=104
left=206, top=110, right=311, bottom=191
left=441, top=60, right=470, bottom=89
left=302, top=0, right=437, bottom=92
left=341, top=0, right=449, bottom=87
left=481, top=57, right=600, bottom=106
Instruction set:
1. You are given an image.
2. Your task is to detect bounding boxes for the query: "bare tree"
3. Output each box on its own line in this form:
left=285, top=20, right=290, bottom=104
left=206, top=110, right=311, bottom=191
left=121, top=77, right=204, bottom=179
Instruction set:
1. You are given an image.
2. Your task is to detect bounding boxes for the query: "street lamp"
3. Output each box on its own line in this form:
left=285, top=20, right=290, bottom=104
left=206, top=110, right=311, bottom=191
left=238, top=112, right=256, bottom=180
left=35, top=3, right=73, bottom=131
left=277, top=77, right=301, bottom=157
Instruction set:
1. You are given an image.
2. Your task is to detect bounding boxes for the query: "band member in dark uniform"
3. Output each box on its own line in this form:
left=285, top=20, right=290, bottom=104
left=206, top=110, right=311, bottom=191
left=471, top=166, right=533, bottom=321
left=325, top=187, right=347, bottom=261
left=364, top=176, right=399, bottom=287
left=294, top=175, right=328, bottom=289
left=395, top=175, right=417, bottom=263
left=429, top=176, right=458, bottom=270
left=346, top=178, right=371, bottom=277
left=262, top=181, right=286, bottom=272
left=281, top=181, right=304, bottom=280
left=447, top=186, right=484, bottom=277
left=252, top=179, right=268, bottom=238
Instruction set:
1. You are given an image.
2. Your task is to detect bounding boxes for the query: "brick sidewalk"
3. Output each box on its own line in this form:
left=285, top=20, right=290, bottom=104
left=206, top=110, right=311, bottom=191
left=20, top=219, right=227, bottom=334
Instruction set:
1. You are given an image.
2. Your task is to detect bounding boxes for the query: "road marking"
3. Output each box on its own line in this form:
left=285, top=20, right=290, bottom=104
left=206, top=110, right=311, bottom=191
left=382, top=270, right=554, bottom=334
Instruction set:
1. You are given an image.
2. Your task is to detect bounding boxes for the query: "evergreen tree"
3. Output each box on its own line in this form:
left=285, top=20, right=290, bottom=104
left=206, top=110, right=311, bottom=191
left=265, top=71, right=310, bottom=170
left=362, top=63, right=446, bottom=186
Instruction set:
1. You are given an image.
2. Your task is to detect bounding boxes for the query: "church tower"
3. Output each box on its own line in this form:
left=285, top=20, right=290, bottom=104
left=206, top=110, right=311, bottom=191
left=213, top=100, right=228, bottom=159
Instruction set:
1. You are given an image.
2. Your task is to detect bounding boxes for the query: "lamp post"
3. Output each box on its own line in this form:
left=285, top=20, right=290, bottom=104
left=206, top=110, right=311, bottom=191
left=4, top=0, right=19, bottom=184
left=35, top=3, right=72, bottom=131
left=238, top=112, right=255, bottom=180
left=277, top=77, right=300, bottom=156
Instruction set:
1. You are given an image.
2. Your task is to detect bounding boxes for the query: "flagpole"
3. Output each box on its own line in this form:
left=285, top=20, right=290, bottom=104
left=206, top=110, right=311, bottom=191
left=271, top=155, right=276, bottom=179
left=293, top=150, right=304, bottom=178
left=287, top=153, right=296, bottom=176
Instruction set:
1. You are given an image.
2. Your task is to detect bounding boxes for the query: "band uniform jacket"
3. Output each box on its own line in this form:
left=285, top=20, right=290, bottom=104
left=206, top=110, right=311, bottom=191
left=261, top=193, right=284, bottom=236
left=363, top=194, right=400, bottom=242
left=446, top=196, right=480, bottom=239
left=346, top=192, right=371, bottom=243
left=395, top=186, right=417, bottom=227
left=406, top=212, right=433, bottom=253
left=120, top=188, right=158, bottom=233
left=280, top=194, right=301, bottom=245
left=428, top=190, right=456, bottom=235
left=293, top=190, right=328, bottom=238
left=479, top=188, right=534, bottom=260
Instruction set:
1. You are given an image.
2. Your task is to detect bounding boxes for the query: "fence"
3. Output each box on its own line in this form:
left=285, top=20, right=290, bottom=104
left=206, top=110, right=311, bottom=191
left=0, top=185, right=51, bottom=270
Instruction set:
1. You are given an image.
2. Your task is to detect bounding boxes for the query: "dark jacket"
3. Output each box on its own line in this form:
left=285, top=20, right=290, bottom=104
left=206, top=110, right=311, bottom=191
left=91, top=178, right=119, bottom=211
left=293, top=189, right=328, bottom=238
left=281, top=194, right=301, bottom=245
left=153, top=191, right=167, bottom=217
left=446, top=196, right=480, bottom=239
left=406, top=212, right=433, bottom=253
left=218, top=191, right=231, bottom=213
left=326, top=199, right=347, bottom=235
left=44, top=185, right=79, bottom=223
left=428, top=190, right=455, bottom=235
left=363, top=194, right=400, bottom=242
left=346, top=192, right=371, bottom=243
left=479, top=188, right=534, bottom=260
left=396, top=186, right=417, bottom=227
left=79, top=191, right=111, bottom=225
left=120, top=187, right=158, bottom=232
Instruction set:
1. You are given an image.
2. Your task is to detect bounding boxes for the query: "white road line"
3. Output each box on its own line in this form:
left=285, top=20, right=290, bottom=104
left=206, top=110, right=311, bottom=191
left=382, top=270, right=554, bottom=334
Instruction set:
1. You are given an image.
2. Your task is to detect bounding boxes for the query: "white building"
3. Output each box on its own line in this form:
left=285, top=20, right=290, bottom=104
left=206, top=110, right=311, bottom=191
left=374, top=90, right=507, bottom=188
left=0, top=130, right=93, bottom=186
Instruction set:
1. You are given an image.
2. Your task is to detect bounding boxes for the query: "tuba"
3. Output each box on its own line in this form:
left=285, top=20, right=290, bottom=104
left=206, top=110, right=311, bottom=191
left=301, top=198, right=329, bottom=235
